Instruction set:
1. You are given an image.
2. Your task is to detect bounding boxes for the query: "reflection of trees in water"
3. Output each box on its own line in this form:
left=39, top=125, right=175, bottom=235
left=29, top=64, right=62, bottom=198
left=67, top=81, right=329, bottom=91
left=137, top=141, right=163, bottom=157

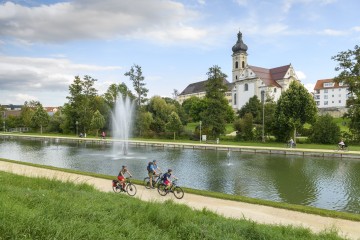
left=265, top=156, right=340, bottom=206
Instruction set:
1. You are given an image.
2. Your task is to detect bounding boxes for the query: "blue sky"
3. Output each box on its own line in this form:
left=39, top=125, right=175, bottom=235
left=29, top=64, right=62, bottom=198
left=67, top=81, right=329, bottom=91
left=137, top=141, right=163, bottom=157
left=0, top=0, right=359, bottom=106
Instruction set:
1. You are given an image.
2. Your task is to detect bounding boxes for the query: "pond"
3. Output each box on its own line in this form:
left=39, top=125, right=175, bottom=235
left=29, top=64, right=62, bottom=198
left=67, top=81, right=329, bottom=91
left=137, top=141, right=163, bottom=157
left=1, top=136, right=359, bottom=214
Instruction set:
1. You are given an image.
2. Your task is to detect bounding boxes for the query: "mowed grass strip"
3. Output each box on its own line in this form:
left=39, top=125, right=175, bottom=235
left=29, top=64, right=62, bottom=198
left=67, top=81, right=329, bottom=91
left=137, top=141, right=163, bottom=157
left=0, top=171, right=345, bottom=240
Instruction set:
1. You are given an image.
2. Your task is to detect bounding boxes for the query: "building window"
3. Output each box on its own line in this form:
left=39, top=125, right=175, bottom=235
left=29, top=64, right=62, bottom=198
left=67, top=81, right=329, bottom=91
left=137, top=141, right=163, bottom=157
left=274, top=88, right=277, bottom=93
left=234, top=93, right=237, bottom=105
left=242, top=61, right=245, bottom=68
left=235, top=61, right=238, bottom=69
left=324, top=82, right=334, bottom=87
left=339, top=100, right=341, bottom=103
left=324, top=89, right=328, bottom=93
left=332, top=95, right=334, bottom=97
left=236, top=75, right=238, bottom=80
left=324, top=101, right=328, bottom=105
left=244, top=83, right=248, bottom=91
left=324, top=95, right=328, bottom=99
left=316, top=101, right=320, bottom=106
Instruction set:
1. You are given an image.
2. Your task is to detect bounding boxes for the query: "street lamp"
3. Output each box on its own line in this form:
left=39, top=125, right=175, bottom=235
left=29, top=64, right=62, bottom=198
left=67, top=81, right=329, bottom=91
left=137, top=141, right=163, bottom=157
left=76, top=121, right=78, bottom=137
left=199, top=121, right=202, bottom=143
left=261, top=91, right=265, bottom=142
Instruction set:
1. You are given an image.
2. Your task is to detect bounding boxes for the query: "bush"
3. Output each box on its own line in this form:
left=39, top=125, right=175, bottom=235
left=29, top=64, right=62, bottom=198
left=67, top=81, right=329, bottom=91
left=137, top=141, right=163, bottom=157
left=309, top=114, right=340, bottom=144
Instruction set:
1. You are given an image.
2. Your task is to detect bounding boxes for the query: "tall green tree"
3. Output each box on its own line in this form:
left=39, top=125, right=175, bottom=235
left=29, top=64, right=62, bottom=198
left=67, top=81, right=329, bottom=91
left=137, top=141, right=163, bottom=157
left=124, top=64, right=148, bottom=106
left=31, top=103, right=50, bottom=134
left=20, top=101, right=38, bottom=128
left=201, top=65, right=232, bottom=138
left=166, top=111, right=183, bottom=140
left=273, top=81, right=317, bottom=142
left=90, top=110, right=105, bottom=137
left=332, top=45, right=360, bottom=140
left=182, top=96, right=206, bottom=122
left=63, top=75, right=98, bottom=135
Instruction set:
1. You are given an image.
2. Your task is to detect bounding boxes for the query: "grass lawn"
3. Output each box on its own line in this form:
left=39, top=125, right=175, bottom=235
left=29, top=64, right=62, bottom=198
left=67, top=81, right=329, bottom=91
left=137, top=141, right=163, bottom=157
left=0, top=171, right=345, bottom=240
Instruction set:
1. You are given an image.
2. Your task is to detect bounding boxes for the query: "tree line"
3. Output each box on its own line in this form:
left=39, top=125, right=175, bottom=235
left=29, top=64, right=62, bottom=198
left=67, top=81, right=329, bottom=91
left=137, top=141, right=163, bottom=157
left=1, top=45, right=360, bottom=144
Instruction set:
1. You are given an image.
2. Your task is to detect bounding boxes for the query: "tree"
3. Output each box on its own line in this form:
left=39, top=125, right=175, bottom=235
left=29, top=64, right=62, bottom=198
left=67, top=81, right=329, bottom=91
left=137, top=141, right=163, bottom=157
left=332, top=45, right=360, bottom=140
left=182, top=96, right=206, bottom=122
left=273, top=81, right=317, bottom=142
left=90, top=110, right=105, bottom=137
left=237, top=95, right=262, bottom=122
left=63, top=75, right=98, bottom=135
left=133, top=109, right=153, bottom=137
left=234, top=113, right=254, bottom=141
left=309, top=114, right=340, bottom=144
left=201, top=65, right=231, bottom=138
left=20, top=101, right=38, bottom=127
left=166, top=111, right=183, bottom=140
left=124, top=64, right=148, bottom=106
left=103, top=82, right=135, bottom=109
left=31, top=103, right=50, bottom=134
left=147, top=96, right=172, bottom=133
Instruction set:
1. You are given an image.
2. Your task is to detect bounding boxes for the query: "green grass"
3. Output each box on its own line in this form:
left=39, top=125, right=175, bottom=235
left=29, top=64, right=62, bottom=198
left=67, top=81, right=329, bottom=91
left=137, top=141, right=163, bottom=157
left=1, top=158, right=360, bottom=222
left=0, top=171, right=346, bottom=240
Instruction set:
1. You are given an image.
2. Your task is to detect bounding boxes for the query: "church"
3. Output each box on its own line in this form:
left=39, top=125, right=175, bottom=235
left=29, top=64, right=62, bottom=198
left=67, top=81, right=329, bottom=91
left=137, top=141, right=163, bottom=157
left=177, top=31, right=300, bottom=110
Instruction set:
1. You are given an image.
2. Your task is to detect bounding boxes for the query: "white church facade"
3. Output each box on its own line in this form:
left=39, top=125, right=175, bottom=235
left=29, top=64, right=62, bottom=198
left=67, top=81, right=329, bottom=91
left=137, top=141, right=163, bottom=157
left=231, top=31, right=300, bottom=110
left=177, top=31, right=300, bottom=110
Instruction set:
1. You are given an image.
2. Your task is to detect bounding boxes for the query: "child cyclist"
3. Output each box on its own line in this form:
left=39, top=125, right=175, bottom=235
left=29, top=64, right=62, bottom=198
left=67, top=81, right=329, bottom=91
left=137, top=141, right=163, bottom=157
left=163, top=169, right=177, bottom=191
left=118, top=165, right=132, bottom=191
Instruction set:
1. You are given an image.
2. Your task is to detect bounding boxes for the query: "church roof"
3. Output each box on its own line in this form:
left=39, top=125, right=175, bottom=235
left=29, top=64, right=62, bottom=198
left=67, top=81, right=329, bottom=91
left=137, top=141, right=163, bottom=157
left=179, top=79, right=233, bottom=96
left=248, top=64, right=291, bottom=88
left=232, top=31, right=248, bottom=54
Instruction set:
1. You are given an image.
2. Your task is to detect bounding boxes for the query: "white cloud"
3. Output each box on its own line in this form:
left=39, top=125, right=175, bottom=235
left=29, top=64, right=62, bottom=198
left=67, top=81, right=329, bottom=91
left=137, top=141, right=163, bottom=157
left=0, top=56, right=122, bottom=91
left=296, top=70, right=306, bottom=80
left=233, top=0, right=248, bottom=6
left=197, top=0, right=206, bottom=5
left=304, top=83, right=315, bottom=93
left=14, top=93, right=38, bottom=103
left=352, top=26, right=360, bottom=32
left=321, top=29, right=347, bottom=36
left=0, top=0, right=207, bottom=44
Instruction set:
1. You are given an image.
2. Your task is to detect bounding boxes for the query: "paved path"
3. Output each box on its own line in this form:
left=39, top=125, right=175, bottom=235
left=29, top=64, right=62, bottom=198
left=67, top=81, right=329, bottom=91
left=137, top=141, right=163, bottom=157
left=1, top=161, right=359, bottom=240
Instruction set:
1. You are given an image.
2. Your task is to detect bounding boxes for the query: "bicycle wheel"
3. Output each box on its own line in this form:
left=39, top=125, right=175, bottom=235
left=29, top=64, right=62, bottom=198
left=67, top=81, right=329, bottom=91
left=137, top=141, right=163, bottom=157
left=126, top=183, right=137, bottom=196
left=113, top=183, right=121, bottom=193
left=144, top=177, right=151, bottom=189
left=157, top=183, right=168, bottom=196
left=173, top=186, right=184, bottom=199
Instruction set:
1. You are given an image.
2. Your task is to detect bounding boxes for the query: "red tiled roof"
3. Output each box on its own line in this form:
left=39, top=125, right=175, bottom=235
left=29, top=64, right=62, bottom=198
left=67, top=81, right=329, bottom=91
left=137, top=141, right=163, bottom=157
left=249, top=64, right=291, bottom=88
left=313, top=79, right=347, bottom=90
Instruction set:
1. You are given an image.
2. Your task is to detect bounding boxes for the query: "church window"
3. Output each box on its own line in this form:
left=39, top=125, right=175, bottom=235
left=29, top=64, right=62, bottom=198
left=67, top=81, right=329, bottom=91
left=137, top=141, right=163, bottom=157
left=236, top=75, right=238, bottom=80
left=244, top=83, right=248, bottom=91
left=234, top=93, right=237, bottom=105
left=274, top=88, right=277, bottom=93
left=235, top=61, right=238, bottom=69
left=242, top=61, right=245, bottom=68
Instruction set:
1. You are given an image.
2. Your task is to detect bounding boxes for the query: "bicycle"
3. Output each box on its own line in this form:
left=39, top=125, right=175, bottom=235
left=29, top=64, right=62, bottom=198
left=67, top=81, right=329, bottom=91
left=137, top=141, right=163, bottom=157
left=285, top=142, right=296, bottom=148
left=157, top=179, right=184, bottom=199
left=144, top=172, right=163, bottom=189
left=334, top=144, right=349, bottom=152
left=112, top=177, right=137, bottom=196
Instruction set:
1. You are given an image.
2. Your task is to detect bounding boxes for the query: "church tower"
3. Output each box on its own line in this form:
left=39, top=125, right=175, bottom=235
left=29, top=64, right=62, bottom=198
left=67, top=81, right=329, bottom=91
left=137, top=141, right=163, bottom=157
left=232, top=31, right=248, bottom=82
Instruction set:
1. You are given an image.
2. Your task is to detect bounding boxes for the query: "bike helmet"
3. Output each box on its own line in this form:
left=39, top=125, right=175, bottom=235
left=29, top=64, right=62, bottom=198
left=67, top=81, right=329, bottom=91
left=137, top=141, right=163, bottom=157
left=153, top=160, right=157, bottom=163
left=168, top=169, right=172, bottom=172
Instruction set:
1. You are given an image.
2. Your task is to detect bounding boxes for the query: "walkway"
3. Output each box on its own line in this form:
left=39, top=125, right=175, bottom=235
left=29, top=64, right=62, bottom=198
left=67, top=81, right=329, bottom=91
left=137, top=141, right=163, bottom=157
left=1, top=161, right=359, bottom=240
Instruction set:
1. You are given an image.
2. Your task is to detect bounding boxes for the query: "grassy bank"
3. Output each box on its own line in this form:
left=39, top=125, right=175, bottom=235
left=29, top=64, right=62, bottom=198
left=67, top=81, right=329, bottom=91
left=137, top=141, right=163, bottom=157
left=1, top=158, right=360, bottom=222
left=0, top=171, right=345, bottom=240
left=2, top=132, right=360, bottom=151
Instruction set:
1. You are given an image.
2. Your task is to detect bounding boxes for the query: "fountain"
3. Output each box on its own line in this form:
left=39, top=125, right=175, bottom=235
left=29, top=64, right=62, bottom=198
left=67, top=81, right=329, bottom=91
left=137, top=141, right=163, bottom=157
left=111, top=94, right=135, bottom=156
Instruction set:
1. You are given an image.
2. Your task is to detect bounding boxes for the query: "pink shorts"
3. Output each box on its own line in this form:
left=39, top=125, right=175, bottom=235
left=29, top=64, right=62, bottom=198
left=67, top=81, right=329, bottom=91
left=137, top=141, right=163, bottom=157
left=117, top=176, right=125, bottom=181
left=164, top=180, right=170, bottom=185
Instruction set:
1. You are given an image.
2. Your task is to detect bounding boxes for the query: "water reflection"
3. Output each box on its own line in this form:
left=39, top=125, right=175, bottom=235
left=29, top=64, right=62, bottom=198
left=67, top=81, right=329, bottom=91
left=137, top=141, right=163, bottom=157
left=0, top=137, right=359, bottom=214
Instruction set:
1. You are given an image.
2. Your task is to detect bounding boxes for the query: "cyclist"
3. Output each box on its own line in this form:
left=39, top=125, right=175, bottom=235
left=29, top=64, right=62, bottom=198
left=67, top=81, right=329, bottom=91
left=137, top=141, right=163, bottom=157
left=152, top=160, right=162, bottom=176
left=338, top=139, right=346, bottom=150
left=147, top=161, right=156, bottom=189
left=118, top=165, right=132, bottom=191
left=163, top=169, right=177, bottom=191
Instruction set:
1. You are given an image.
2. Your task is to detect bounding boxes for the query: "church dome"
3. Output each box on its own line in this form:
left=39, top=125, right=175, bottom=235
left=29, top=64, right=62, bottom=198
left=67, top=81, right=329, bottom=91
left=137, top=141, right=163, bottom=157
left=232, top=31, right=248, bottom=53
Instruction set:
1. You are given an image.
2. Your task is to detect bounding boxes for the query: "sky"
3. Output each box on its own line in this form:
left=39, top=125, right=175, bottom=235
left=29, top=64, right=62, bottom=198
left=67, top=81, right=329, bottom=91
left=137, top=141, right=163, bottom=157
left=0, top=0, right=359, bottom=107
